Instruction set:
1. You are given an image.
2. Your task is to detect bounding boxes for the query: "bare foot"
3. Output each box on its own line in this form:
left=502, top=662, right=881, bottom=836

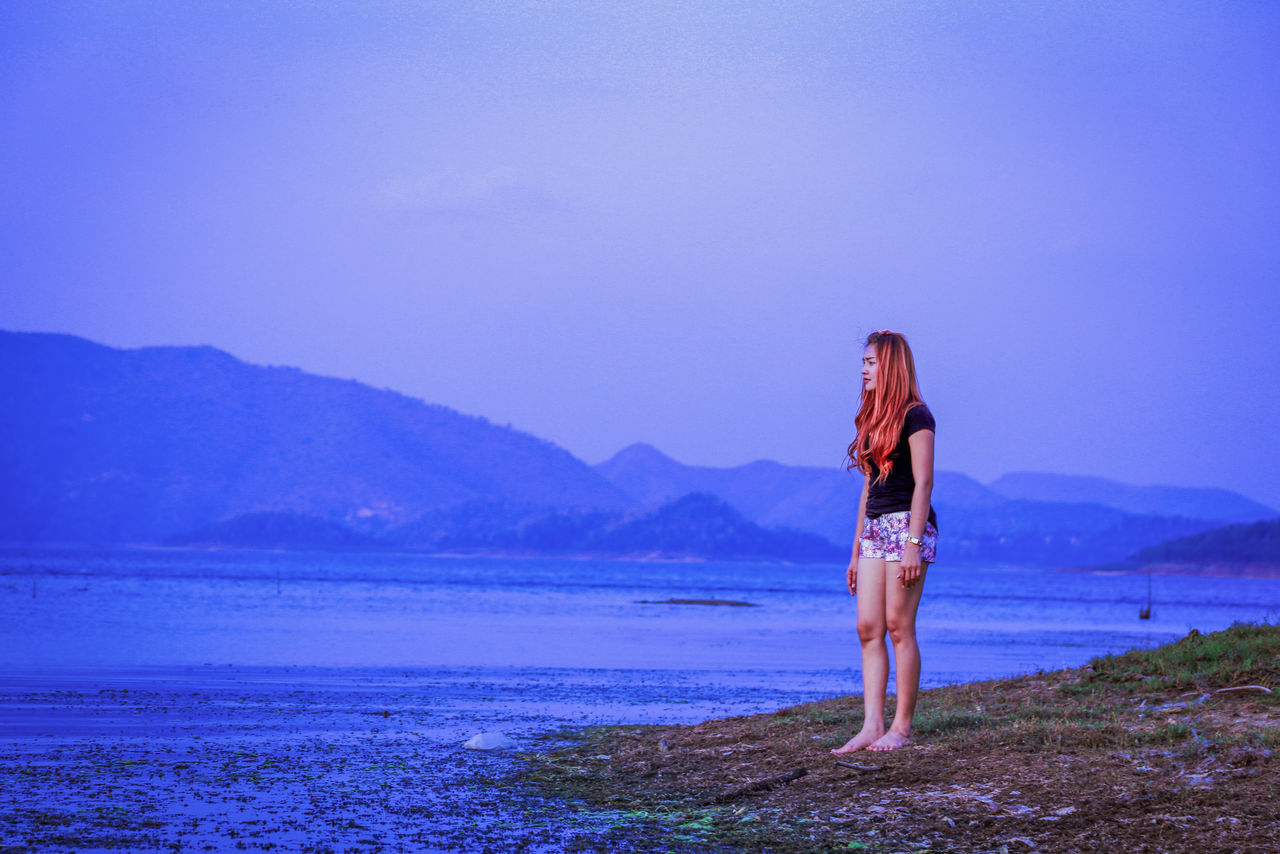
left=830, top=728, right=884, bottom=754
left=867, top=730, right=911, bottom=751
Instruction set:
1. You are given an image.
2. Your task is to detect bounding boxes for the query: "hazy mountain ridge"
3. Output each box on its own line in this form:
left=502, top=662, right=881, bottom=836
left=988, top=472, right=1275, bottom=523
left=1128, top=518, right=1280, bottom=565
left=4, top=329, right=1273, bottom=568
left=0, top=330, right=630, bottom=544
left=163, top=493, right=842, bottom=563
left=595, top=444, right=1273, bottom=567
left=438, top=491, right=841, bottom=562
left=165, top=511, right=382, bottom=551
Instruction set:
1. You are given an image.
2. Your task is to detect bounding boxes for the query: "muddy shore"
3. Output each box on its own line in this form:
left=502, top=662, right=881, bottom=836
left=0, top=665, right=833, bottom=852
left=521, top=624, right=1280, bottom=853
left=3, top=627, right=1276, bottom=853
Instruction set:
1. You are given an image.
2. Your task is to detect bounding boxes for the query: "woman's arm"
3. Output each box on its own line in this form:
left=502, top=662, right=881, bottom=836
left=899, top=428, right=935, bottom=588
left=847, top=472, right=871, bottom=596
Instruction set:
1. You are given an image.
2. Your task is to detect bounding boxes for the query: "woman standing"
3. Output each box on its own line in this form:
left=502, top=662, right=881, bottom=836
left=832, top=330, right=938, bottom=753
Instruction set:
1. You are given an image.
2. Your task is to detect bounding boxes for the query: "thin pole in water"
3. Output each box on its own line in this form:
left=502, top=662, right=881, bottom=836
left=1139, top=564, right=1152, bottom=619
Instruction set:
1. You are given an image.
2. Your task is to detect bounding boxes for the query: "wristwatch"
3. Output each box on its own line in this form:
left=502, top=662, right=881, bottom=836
left=904, top=535, right=924, bottom=547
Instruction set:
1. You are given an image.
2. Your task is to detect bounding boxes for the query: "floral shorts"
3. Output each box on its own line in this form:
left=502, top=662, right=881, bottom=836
left=859, top=511, right=938, bottom=563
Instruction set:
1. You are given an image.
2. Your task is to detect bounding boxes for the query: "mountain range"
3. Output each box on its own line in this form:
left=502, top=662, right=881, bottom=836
left=592, top=443, right=1275, bottom=566
left=2, top=330, right=1275, bottom=567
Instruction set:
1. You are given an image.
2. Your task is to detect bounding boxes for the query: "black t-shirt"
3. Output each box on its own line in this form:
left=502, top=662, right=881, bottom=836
left=865, top=403, right=938, bottom=528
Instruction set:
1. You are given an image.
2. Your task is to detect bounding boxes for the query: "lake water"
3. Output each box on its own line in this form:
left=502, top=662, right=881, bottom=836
left=2, top=547, right=1279, bottom=850
left=5, top=547, right=1278, bottom=677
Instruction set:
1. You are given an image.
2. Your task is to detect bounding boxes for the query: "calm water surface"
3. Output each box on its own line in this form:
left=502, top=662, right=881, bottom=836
left=4, top=547, right=1278, bottom=681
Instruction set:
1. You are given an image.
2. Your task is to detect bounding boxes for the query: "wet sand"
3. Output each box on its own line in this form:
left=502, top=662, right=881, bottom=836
left=0, top=665, right=836, bottom=852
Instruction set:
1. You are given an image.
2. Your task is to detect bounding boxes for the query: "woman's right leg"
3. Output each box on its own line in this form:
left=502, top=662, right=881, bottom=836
left=869, top=560, right=928, bottom=751
left=831, top=556, right=889, bottom=754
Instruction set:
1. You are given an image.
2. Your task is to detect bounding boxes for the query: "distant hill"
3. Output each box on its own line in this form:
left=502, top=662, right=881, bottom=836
left=597, top=443, right=1030, bottom=550
left=595, top=444, right=1256, bottom=567
left=1128, top=518, right=1280, bottom=565
left=587, top=493, right=841, bottom=562
left=988, top=472, right=1275, bottom=523
left=403, top=491, right=848, bottom=562
left=167, top=494, right=844, bottom=563
left=940, top=502, right=1221, bottom=568
left=597, top=442, right=861, bottom=543
left=386, top=498, right=549, bottom=550
left=0, top=330, right=630, bottom=544
left=165, top=511, right=380, bottom=551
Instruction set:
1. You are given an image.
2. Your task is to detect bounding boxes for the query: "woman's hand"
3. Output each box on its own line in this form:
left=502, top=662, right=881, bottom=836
left=898, top=543, right=922, bottom=589
left=846, top=540, right=860, bottom=596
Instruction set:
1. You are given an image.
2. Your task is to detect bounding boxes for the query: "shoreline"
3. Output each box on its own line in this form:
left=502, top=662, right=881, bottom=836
left=520, top=624, right=1280, bottom=853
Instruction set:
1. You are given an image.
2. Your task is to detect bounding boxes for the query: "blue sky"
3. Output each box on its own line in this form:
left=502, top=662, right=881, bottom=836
left=2, top=1, right=1278, bottom=507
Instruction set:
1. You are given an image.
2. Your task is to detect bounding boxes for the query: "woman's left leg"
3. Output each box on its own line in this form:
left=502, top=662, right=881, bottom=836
left=869, top=560, right=929, bottom=751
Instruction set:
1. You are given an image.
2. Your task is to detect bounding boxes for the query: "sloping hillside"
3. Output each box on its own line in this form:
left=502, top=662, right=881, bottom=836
left=167, top=494, right=844, bottom=563
left=0, top=331, right=630, bottom=544
left=165, top=511, right=381, bottom=551
left=384, top=492, right=840, bottom=561
left=1128, top=517, right=1280, bottom=565
left=596, top=442, right=858, bottom=538
left=988, top=472, right=1275, bottom=522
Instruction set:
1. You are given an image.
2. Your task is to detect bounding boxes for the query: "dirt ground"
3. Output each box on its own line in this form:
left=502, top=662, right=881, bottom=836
left=523, top=626, right=1280, bottom=853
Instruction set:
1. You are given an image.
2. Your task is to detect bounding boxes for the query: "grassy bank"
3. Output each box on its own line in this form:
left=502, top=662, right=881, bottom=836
left=521, top=623, right=1280, bottom=853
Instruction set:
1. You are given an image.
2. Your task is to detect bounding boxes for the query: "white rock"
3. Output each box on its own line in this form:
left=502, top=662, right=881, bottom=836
left=464, top=732, right=514, bottom=751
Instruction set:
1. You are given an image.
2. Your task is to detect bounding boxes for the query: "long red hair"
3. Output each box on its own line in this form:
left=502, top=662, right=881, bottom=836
left=847, top=330, right=924, bottom=483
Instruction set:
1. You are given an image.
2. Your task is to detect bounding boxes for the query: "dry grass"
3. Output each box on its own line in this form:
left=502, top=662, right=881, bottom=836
left=521, top=623, right=1280, bottom=853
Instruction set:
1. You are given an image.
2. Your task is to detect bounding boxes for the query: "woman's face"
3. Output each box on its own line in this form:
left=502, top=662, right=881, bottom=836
left=862, top=345, right=878, bottom=392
